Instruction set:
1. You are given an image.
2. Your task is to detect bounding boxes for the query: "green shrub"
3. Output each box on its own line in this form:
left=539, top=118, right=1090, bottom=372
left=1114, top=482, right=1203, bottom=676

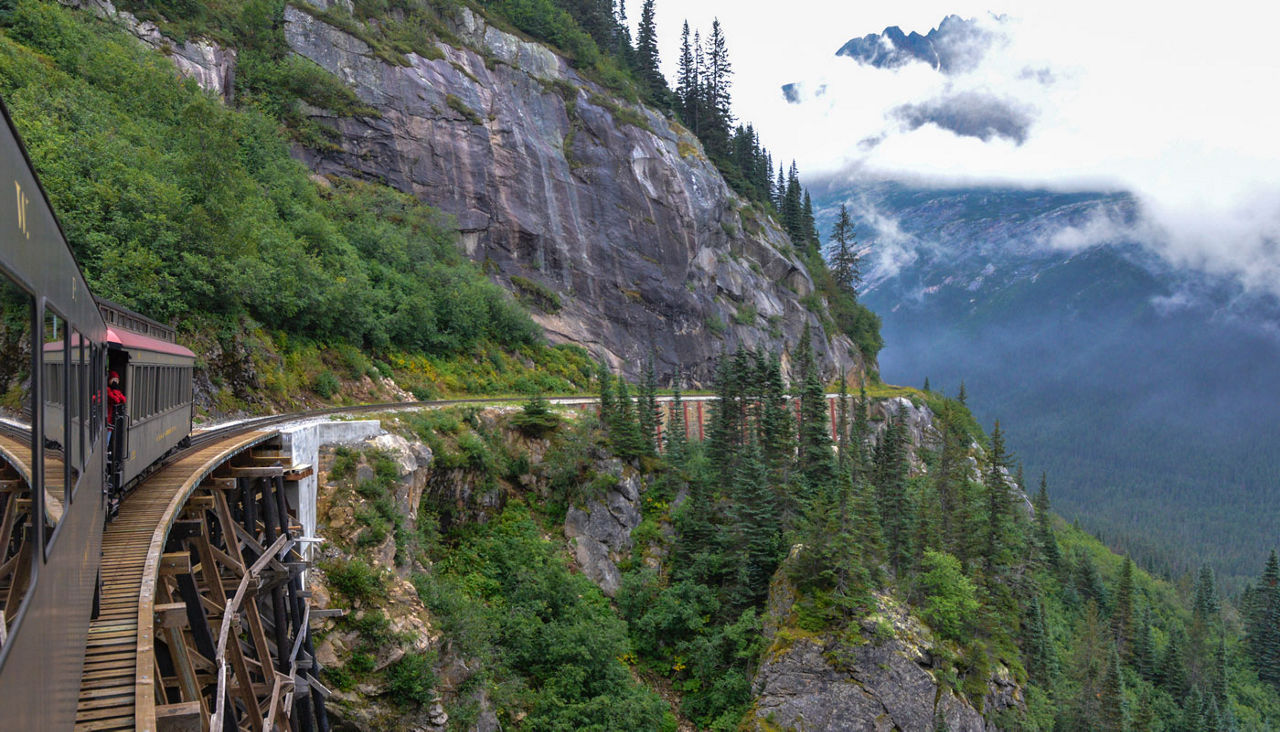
left=311, top=370, right=341, bottom=399
left=387, top=650, right=439, bottom=707
left=733, top=303, right=757, bottom=325
left=329, top=446, right=357, bottom=480
left=705, top=314, right=726, bottom=336
left=322, top=557, right=385, bottom=604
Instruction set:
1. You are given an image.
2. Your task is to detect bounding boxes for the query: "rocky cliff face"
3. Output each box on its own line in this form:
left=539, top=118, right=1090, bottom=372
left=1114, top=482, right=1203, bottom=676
left=751, top=585, right=1022, bottom=731
left=278, top=4, right=863, bottom=384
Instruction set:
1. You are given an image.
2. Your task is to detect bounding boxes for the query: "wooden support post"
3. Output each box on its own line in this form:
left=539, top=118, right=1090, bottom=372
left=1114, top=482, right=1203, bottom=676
left=156, top=701, right=203, bottom=732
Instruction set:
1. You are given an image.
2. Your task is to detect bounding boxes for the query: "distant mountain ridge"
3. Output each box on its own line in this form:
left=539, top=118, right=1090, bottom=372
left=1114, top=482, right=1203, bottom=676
left=811, top=179, right=1280, bottom=587
left=835, top=14, right=998, bottom=74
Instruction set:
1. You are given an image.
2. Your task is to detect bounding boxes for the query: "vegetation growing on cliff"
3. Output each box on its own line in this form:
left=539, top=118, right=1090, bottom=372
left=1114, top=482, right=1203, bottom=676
left=0, top=0, right=600, bottom=409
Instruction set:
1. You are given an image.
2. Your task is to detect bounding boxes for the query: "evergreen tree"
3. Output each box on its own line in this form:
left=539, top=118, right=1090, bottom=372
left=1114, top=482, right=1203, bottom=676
left=664, top=366, right=687, bottom=461
left=873, top=414, right=913, bottom=573
left=1246, top=550, right=1280, bottom=688
left=1026, top=594, right=1056, bottom=684
left=633, top=0, right=662, bottom=96
left=983, top=421, right=1013, bottom=569
left=922, top=376, right=930, bottom=392
left=795, top=325, right=835, bottom=498
left=801, top=190, right=819, bottom=247
left=598, top=363, right=617, bottom=429
left=1132, top=606, right=1156, bottom=680
left=700, top=18, right=733, bottom=155
left=1212, top=636, right=1228, bottom=710
left=827, top=203, right=861, bottom=294
left=727, top=444, right=780, bottom=610
left=613, top=378, right=645, bottom=458
left=1158, top=627, right=1188, bottom=697
left=1193, top=564, right=1220, bottom=625
left=1034, top=473, right=1062, bottom=570
left=1114, top=557, right=1135, bottom=658
left=957, top=380, right=968, bottom=405
left=637, top=353, right=659, bottom=456
left=758, top=352, right=793, bottom=483
left=676, top=21, right=696, bottom=123
left=1132, top=687, right=1156, bottom=732
left=1101, top=645, right=1127, bottom=732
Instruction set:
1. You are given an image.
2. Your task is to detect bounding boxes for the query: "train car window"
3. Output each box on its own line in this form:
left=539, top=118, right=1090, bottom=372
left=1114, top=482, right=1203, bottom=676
left=41, top=308, right=68, bottom=554
left=88, top=345, right=100, bottom=448
left=0, top=273, right=33, bottom=637
left=68, top=331, right=85, bottom=497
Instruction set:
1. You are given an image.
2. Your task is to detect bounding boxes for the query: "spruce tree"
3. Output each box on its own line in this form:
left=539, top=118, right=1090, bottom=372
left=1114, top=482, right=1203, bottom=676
left=796, top=327, right=835, bottom=499
left=1192, top=564, right=1220, bottom=625
left=873, top=414, right=913, bottom=573
left=1246, top=550, right=1280, bottom=687
left=983, top=421, right=1012, bottom=569
left=598, top=363, right=617, bottom=430
left=727, top=444, right=780, bottom=610
left=633, top=0, right=662, bottom=97
left=676, top=21, right=696, bottom=123
left=701, top=19, right=733, bottom=155
left=612, top=378, right=646, bottom=459
left=1132, top=606, right=1155, bottom=680
left=827, top=203, right=861, bottom=294
left=957, top=380, right=968, bottom=405
left=1158, top=627, right=1188, bottom=697
left=1026, top=594, right=1056, bottom=684
left=1034, top=473, right=1062, bottom=570
left=1114, top=557, right=1135, bottom=658
left=637, top=354, right=659, bottom=456
left=664, top=366, right=687, bottom=461
left=1132, top=687, right=1156, bottom=732
left=1100, top=645, right=1126, bottom=732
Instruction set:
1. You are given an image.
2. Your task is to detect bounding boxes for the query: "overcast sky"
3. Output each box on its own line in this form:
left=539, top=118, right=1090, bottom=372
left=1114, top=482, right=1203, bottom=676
left=639, top=1, right=1280, bottom=292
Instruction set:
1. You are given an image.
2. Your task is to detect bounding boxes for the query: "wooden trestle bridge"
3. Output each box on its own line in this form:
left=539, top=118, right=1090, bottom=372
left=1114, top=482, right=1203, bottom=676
left=75, top=429, right=327, bottom=732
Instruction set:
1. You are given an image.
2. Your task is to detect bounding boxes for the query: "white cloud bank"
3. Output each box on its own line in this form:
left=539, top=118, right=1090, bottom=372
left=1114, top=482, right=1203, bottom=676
left=648, top=1, right=1280, bottom=292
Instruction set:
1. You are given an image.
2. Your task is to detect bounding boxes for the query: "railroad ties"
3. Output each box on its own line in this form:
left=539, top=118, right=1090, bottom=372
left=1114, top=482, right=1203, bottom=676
left=76, top=433, right=328, bottom=732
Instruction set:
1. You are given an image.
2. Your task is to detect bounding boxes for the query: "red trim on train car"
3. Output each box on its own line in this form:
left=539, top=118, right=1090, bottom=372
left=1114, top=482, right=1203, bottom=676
left=106, top=326, right=196, bottom=358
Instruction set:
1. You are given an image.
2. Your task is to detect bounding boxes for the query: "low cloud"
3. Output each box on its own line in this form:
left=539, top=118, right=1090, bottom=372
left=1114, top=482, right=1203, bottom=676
left=891, top=91, right=1031, bottom=144
left=696, top=2, right=1280, bottom=296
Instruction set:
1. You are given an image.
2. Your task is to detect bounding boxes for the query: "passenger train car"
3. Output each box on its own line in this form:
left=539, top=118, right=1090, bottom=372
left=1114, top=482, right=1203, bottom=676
left=0, top=99, right=196, bottom=728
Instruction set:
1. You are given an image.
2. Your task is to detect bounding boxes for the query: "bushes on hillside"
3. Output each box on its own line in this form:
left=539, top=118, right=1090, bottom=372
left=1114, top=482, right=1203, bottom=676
left=0, top=0, right=538, bottom=357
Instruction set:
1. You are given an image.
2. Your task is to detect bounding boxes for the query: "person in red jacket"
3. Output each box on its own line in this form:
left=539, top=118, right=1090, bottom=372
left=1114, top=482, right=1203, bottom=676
left=107, top=371, right=126, bottom=427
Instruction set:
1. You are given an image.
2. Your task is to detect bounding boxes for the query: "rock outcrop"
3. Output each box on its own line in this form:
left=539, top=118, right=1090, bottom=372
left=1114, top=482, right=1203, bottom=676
left=280, top=4, right=864, bottom=384
left=752, top=588, right=1023, bottom=731
left=562, top=460, right=642, bottom=597
left=58, top=0, right=236, bottom=99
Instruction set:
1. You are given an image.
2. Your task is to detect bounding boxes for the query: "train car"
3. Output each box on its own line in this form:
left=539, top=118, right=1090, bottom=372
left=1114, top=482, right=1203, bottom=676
left=97, top=298, right=195, bottom=491
left=0, top=99, right=110, bottom=730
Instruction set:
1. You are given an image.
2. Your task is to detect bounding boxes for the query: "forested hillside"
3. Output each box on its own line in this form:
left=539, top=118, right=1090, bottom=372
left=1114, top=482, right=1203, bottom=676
left=309, top=332, right=1280, bottom=730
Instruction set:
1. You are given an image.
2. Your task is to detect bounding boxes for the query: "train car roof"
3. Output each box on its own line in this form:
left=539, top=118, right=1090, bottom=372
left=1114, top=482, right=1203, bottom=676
left=107, top=326, right=196, bottom=359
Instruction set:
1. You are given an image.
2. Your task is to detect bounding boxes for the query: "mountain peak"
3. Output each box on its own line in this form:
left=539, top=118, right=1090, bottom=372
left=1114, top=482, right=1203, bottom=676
left=836, top=15, right=998, bottom=75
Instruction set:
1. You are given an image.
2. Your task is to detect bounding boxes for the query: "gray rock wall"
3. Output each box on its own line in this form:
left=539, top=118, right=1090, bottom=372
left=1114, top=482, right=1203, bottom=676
left=281, top=4, right=865, bottom=385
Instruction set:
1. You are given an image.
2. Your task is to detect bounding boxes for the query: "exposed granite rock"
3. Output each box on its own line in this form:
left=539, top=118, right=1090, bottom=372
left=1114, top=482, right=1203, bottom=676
left=868, top=395, right=938, bottom=452
left=58, top=0, right=236, bottom=99
left=281, top=4, right=865, bottom=385
left=562, top=461, right=642, bottom=596
left=752, top=584, right=1024, bottom=731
